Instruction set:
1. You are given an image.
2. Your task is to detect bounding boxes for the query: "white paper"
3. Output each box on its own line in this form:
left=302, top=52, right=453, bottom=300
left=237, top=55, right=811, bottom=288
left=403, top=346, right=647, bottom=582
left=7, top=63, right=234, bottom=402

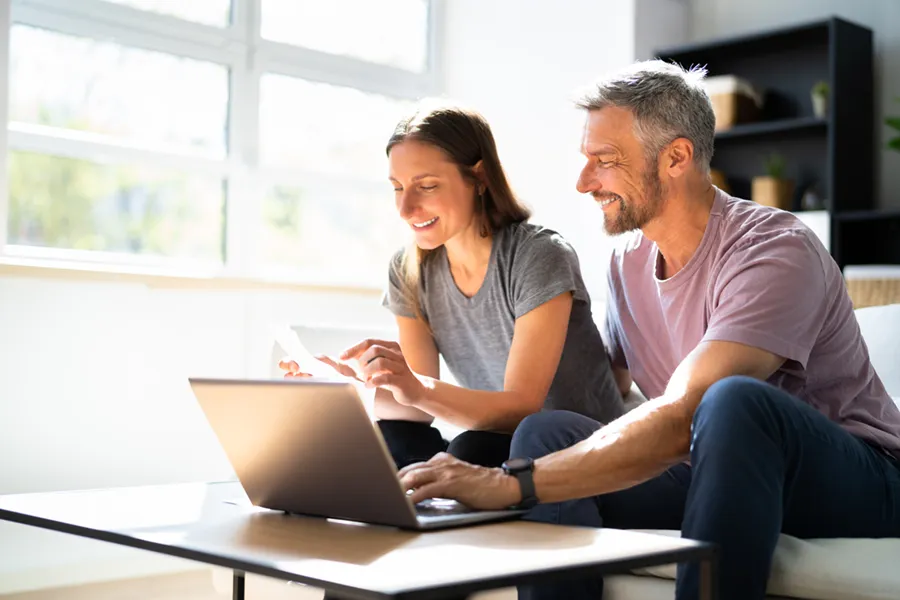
left=272, top=326, right=335, bottom=378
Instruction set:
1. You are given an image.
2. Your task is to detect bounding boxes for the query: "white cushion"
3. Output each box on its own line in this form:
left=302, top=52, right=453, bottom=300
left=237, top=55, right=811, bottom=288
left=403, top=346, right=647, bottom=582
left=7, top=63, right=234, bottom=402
left=854, top=303, right=900, bottom=397
left=630, top=530, right=900, bottom=600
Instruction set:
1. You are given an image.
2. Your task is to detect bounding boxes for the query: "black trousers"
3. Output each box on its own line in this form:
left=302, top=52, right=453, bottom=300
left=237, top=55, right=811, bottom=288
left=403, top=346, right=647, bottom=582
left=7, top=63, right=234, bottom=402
left=377, top=419, right=512, bottom=469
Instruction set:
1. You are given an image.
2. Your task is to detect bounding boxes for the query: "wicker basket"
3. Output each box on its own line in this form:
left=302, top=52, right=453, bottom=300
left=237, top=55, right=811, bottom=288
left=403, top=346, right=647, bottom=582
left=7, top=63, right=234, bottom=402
left=844, top=266, right=900, bottom=309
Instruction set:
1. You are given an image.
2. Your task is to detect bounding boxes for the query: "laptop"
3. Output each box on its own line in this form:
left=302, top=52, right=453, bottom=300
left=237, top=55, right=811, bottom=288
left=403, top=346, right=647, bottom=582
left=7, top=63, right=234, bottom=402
left=188, top=377, right=526, bottom=530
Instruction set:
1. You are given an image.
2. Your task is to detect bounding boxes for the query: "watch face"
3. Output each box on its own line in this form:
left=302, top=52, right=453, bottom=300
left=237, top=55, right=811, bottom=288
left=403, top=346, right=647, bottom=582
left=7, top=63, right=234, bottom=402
left=504, top=457, right=533, bottom=472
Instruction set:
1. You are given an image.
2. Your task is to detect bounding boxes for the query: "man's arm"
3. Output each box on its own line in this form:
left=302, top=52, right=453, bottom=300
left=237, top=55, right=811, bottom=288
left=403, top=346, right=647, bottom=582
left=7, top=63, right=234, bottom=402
left=530, top=340, right=784, bottom=503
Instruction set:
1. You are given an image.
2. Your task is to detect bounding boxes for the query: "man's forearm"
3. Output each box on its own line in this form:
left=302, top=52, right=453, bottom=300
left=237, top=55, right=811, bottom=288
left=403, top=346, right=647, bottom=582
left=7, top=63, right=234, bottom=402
left=413, top=378, right=536, bottom=433
left=531, top=394, right=694, bottom=503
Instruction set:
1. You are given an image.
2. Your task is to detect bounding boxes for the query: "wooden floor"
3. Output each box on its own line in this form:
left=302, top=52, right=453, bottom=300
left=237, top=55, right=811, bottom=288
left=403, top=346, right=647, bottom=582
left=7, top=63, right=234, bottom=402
left=0, top=569, right=514, bottom=600
left=0, top=570, right=324, bottom=600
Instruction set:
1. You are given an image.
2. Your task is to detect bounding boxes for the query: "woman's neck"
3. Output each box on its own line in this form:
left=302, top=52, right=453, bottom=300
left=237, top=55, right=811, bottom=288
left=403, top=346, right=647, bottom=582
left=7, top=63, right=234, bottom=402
left=444, top=222, right=493, bottom=297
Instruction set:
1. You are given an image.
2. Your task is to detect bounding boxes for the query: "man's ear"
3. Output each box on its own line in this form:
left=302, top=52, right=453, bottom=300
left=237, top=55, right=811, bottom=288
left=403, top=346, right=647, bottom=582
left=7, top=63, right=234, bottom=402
left=664, top=138, right=694, bottom=178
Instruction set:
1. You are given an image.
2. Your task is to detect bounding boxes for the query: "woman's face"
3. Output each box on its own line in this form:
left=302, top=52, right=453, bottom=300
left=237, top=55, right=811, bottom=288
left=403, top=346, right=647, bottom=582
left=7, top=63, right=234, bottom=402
left=388, top=140, right=480, bottom=250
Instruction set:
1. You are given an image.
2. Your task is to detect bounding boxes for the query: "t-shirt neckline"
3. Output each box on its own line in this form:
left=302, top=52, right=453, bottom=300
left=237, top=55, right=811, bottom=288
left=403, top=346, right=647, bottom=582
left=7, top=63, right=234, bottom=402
left=440, top=229, right=501, bottom=308
left=654, top=188, right=726, bottom=291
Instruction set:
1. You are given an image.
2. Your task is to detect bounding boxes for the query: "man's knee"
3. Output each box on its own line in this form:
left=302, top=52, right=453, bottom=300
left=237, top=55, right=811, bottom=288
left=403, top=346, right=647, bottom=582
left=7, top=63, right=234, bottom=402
left=693, top=375, right=789, bottom=446
left=510, top=410, right=601, bottom=459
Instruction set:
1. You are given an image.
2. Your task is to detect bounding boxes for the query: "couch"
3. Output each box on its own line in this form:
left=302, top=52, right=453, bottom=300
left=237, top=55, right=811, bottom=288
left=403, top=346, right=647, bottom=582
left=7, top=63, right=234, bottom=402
left=270, top=303, right=900, bottom=599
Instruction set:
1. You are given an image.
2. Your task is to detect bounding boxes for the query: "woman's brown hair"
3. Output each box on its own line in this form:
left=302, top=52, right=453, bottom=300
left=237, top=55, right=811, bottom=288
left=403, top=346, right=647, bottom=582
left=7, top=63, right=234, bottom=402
left=386, top=103, right=531, bottom=324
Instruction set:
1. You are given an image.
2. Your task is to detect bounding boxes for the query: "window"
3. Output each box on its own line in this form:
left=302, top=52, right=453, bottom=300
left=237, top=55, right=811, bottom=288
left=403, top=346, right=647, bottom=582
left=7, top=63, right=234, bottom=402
left=10, top=25, right=229, bottom=156
left=3, top=0, right=437, bottom=283
left=260, top=0, right=429, bottom=72
left=104, top=0, right=232, bottom=27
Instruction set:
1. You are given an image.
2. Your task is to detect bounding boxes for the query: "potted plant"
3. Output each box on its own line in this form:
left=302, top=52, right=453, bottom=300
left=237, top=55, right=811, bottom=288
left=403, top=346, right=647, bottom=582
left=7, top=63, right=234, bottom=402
left=811, top=81, right=829, bottom=118
left=887, top=96, right=900, bottom=152
left=752, top=153, right=794, bottom=210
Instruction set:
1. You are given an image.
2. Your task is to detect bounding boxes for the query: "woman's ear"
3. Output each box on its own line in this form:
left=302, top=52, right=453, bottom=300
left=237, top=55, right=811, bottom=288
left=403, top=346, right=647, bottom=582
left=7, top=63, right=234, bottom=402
left=472, top=159, right=486, bottom=193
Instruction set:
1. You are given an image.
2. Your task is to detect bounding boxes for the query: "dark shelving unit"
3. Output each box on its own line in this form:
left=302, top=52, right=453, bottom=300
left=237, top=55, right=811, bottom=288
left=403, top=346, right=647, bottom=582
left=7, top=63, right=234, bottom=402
left=713, top=117, right=827, bottom=141
left=656, top=17, right=898, bottom=270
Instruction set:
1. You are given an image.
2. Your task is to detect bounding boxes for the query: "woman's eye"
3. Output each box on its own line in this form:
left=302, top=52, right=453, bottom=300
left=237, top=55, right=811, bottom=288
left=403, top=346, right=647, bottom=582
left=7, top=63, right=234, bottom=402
left=393, top=188, right=403, bottom=192
left=420, top=185, right=437, bottom=191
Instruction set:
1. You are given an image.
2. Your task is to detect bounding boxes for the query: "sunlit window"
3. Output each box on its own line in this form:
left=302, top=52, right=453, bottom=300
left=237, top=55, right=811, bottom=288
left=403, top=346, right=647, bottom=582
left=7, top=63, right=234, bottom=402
left=10, top=26, right=229, bottom=157
left=260, top=0, right=428, bottom=72
left=104, top=0, right=232, bottom=27
left=4, top=0, right=434, bottom=281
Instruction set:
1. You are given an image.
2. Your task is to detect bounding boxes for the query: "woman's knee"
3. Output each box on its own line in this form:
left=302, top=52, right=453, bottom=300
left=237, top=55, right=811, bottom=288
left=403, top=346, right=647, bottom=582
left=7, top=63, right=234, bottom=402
left=446, top=430, right=511, bottom=467
left=510, top=410, right=602, bottom=459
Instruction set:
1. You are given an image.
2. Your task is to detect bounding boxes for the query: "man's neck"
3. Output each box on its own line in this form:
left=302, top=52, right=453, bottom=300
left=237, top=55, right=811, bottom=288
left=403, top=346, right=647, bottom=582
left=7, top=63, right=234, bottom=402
left=642, top=183, right=717, bottom=279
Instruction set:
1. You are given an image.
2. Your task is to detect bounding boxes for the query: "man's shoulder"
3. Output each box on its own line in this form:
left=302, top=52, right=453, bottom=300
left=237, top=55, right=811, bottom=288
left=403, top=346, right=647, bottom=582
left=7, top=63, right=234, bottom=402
left=609, top=230, right=653, bottom=272
left=718, top=194, right=826, bottom=259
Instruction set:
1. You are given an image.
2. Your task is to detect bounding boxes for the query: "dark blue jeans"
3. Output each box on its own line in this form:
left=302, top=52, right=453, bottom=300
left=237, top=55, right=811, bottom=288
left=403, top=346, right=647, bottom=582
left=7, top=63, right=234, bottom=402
left=513, top=376, right=900, bottom=600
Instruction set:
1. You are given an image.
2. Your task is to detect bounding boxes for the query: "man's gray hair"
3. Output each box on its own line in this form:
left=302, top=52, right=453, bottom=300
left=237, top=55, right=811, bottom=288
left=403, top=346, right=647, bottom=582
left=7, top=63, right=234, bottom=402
left=576, top=60, right=716, bottom=172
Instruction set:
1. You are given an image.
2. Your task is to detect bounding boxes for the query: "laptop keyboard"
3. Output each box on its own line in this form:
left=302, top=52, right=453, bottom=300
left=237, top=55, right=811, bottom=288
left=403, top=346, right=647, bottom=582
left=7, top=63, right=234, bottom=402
left=414, top=498, right=475, bottom=517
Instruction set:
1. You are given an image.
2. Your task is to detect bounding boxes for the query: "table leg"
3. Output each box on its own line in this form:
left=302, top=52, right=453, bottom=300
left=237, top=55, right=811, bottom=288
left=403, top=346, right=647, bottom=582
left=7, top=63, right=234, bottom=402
left=699, top=554, right=718, bottom=600
left=233, top=571, right=245, bottom=600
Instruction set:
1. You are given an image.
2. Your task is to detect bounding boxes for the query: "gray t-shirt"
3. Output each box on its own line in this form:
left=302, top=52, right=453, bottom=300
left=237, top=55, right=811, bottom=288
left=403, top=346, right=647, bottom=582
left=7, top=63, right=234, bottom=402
left=382, top=222, right=624, bottom=425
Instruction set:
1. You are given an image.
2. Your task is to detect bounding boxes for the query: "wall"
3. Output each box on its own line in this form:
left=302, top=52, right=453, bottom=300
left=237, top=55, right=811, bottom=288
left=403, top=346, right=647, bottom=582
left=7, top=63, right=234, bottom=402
left=439, top=0, right=688, bottom=303
left=0, top=272, right=392, bottom=592
left=0, top=0, right=689, bottom=592
left=690, top=0, right=900, bottom=208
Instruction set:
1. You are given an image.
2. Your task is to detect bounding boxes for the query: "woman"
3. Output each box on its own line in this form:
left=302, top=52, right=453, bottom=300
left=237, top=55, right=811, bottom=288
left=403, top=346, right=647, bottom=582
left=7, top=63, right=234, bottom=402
left=283, top=103, right=624, bottom=469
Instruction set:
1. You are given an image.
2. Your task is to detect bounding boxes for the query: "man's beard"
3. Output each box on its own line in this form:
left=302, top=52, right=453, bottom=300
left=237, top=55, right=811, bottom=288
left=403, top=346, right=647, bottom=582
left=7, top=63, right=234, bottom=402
left=601, top=167, right=664, bottom=235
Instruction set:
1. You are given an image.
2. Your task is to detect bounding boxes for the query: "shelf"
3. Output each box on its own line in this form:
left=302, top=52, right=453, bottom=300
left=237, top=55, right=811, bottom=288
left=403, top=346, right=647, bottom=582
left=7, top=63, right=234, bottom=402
left=656, top=18, right=833, bottom=61
left=832, top=209, right=900, bottom=222
left=714, top=117, right=827, bottom=140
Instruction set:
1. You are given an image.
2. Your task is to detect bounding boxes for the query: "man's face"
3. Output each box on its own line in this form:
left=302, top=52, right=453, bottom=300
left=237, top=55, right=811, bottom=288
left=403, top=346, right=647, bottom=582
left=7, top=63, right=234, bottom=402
left=576, top=107, right=665, bottom=235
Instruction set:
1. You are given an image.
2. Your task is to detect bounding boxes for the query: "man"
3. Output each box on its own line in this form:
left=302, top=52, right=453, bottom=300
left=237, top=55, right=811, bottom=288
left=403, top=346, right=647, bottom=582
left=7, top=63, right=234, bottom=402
left=396, top=60, right=900, bottom=600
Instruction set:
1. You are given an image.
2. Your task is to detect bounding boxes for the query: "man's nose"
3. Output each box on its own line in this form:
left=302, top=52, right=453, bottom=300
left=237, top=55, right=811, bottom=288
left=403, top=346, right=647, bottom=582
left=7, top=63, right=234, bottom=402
left=576, top=164, right=597, bottom=195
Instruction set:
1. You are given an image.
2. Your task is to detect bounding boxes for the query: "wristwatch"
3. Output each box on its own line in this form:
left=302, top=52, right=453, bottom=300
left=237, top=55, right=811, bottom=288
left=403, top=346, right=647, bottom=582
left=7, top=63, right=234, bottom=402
left=501, top=457, right=539, bottom=509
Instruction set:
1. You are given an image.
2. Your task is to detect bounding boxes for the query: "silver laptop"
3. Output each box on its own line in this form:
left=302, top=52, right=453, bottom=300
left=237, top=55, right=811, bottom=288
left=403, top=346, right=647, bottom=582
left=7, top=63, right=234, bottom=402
left=188, top=377, right=526, bottom=530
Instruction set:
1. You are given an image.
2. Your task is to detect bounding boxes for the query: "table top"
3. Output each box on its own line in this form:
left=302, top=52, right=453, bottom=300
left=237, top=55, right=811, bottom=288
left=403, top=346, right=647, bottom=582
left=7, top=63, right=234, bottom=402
left=0, top=481, right=713, bottom=599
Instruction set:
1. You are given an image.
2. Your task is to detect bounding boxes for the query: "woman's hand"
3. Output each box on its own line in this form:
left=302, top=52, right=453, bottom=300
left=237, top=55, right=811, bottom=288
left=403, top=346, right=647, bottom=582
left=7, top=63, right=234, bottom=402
left=340, top=339, right=428, bottom=406
left=277, top=355, right=359, bottom=380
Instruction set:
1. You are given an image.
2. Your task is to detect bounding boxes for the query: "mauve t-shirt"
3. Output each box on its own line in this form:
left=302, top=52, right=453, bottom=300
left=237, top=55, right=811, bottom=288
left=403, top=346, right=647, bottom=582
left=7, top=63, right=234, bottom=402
left=604, top=188, right=900, bottom=458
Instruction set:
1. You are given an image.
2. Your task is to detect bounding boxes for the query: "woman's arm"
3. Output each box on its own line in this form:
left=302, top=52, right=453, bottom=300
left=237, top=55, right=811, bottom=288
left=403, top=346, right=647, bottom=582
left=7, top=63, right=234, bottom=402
left=371, top=316, right=438, bottom=423
left=348, top=292, right=574, bottom=433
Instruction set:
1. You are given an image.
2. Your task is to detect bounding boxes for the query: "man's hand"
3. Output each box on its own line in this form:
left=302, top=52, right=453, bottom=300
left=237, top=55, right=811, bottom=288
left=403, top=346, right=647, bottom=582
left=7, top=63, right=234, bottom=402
left=340, top=339, right=428, bottom=406
left=398, top=453, right=521, bottom=509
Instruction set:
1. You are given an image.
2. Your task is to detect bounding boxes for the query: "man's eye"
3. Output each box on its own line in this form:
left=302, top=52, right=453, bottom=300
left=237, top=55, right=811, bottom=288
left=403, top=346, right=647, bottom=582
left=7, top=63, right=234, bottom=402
left=599, top=160, right=614, bottom=167
left=393, top=188, right=403, bottom=192
left=420, top=185, right=437, bottom=191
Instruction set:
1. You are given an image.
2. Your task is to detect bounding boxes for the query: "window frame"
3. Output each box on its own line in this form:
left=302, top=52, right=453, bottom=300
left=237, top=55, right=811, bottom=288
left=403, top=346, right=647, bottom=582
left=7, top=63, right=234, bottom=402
left=0, top=0, right=441, bottom=282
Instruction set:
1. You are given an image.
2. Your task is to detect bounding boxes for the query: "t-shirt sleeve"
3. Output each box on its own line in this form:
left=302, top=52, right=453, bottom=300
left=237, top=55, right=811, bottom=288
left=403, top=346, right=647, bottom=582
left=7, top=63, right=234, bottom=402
left=603, top=250, right=628, bottom=369
left=511, top=231, right=590, bottom=319
left=702, top=231, right=828, bottom=369
left=381, top=249, right=417, bottom=318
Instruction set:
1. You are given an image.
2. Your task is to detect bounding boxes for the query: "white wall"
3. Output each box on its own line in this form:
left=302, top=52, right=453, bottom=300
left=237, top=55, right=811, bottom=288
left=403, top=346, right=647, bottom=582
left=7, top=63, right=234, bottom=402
left=440, top=0, right=687, bottom=305
left=0, top=0, right=689, bottom=592
left=0, top=274, right=393, bottom=592
left=690, top=0, right=900, bottom=209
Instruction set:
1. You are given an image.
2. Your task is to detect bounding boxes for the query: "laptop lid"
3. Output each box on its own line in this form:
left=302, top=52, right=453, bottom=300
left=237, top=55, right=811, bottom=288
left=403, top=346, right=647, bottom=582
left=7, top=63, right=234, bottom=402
left=189, top=378, right=421, bottom=529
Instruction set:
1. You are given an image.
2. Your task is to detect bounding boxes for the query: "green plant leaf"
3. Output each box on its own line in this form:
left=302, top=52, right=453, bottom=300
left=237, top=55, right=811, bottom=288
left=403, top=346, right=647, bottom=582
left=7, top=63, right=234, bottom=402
left=889, top=137, right=900, bottom=151
left=886, top=117, right=900, bottom=131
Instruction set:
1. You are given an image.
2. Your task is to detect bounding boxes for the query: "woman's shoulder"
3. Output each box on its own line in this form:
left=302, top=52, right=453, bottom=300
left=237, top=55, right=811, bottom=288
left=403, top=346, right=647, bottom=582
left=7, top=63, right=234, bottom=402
left=499, top=221, right=579, bottom=260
